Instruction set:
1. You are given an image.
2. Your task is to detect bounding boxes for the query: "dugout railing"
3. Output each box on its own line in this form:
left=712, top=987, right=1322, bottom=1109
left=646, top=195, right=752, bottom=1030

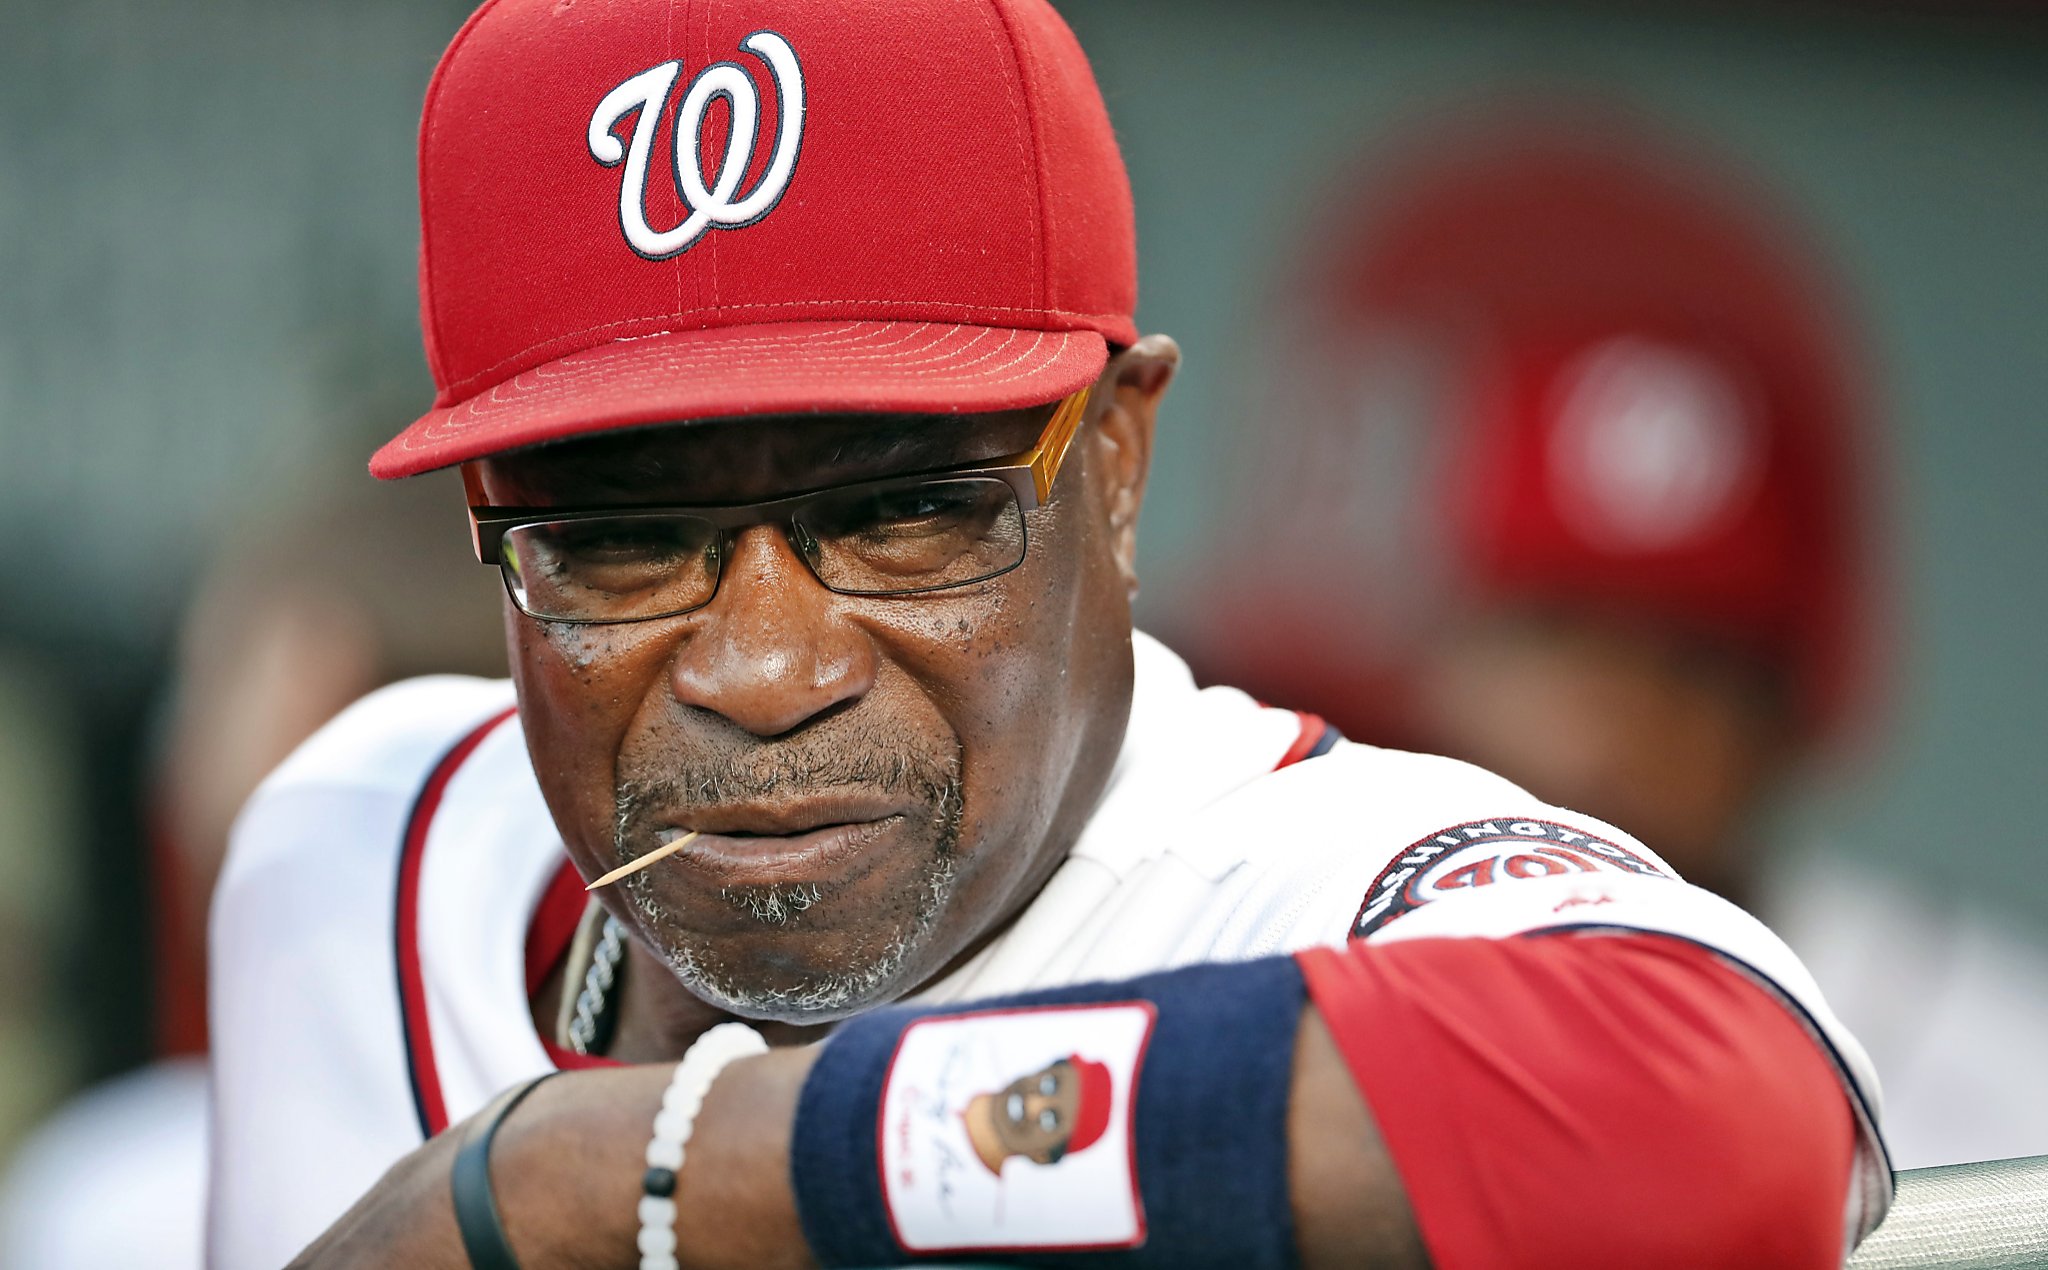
left=1846, top=1154, right=2048, bottom=1269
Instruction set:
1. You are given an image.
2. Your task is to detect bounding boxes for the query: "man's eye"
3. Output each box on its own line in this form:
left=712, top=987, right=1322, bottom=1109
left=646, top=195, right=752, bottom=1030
left=849, top=486, right=984, bottom=533
left=549, top=523, right=690, bottom=561
left=1038, top=1108, right=1060, bottom=1132
left=1039, top=1074, right=1059, bottom=1096
left=532, top=520, right=718, bottom=574
left=509, top=518, right=719, bottom=600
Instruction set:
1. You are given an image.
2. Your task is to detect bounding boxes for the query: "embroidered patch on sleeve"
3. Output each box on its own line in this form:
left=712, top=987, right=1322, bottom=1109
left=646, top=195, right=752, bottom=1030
left=878, top=1002, right=1156, bottom=1254
left=1352, top=818, right=1671, bottom=938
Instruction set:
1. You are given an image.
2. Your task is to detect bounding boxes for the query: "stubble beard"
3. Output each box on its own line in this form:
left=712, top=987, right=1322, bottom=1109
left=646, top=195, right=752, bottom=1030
left=613, top=747, right=968, bottom=1021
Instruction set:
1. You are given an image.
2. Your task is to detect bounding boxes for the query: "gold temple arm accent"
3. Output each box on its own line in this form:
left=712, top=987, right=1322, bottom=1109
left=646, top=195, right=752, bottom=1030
left=996, top=386, right=1093, bottom=506
left=461, top=463, right=491, bottom=563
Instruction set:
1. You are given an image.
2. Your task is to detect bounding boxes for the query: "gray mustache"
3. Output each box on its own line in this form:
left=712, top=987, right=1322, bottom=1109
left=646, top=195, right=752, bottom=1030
left=613, top=743, right=961, bottom=829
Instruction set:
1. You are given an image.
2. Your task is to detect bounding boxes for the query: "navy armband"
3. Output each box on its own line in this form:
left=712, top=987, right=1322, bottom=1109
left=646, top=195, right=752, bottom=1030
left=791, top=956, right=1306, bottom=1268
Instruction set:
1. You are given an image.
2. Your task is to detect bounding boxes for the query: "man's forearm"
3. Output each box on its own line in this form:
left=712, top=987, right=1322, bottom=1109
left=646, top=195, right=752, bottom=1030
left=496, top=1016, right=1424, bottom=1270
left=1289, top=1012, right=1432, bottom=1268
left=292, top=932, right=1855, bottom=1269
left=488, top=1051, right=819, bottom=1270
left=325, top=1001, right=1424, bottom=1270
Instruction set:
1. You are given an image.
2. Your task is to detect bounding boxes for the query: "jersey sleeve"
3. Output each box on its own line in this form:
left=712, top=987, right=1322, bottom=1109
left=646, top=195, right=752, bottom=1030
left=1165, top=741, right=1893, bottom=1249
left=1300, top=932, right=1862, bottom=1268
left=205, top=676, right=513, bottom=1270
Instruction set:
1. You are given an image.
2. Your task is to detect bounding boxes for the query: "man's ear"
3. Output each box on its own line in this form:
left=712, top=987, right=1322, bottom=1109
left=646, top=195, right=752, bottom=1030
left=1089, top=333, right=1179, bottom=596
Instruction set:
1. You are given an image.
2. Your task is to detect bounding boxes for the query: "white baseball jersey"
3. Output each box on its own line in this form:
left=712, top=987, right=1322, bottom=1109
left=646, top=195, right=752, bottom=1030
left=208, top=632, right=1890, bottom=1268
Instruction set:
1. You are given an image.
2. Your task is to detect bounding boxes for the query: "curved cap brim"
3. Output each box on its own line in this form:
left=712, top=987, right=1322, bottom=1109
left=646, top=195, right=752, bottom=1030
left=371, top=321, right=1110, bottom=479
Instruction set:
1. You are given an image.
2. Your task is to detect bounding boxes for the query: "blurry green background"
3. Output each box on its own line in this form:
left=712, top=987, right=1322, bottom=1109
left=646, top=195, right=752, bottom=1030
left=0, top=0, right=2041, bottom=1147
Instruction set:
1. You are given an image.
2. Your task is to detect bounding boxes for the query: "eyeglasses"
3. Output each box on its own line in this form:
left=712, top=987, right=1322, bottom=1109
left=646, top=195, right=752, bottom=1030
left=465, top=388, right=1091, bottom=625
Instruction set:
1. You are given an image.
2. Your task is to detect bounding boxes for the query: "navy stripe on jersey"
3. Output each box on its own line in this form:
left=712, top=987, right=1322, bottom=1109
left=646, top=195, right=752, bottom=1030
left=1274, top=711, right=1341, bottom=769
left=394, top=706, right=518, bottom=1138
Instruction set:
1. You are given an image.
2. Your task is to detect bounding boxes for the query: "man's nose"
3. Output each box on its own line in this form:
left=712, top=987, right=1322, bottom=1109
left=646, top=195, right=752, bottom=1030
left=667, top=524, right=877, bottom=737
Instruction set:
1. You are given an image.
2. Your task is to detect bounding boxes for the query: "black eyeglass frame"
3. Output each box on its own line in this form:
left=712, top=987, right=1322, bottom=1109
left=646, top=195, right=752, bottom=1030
left=462, top=386, right=1093, bottom=625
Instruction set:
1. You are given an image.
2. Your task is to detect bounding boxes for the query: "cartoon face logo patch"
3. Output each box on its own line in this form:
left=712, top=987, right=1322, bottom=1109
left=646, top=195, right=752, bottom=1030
left=1352, top=818, right=1670, bottom=938
left=879, top=1003, right=1154, bottom=1253
left=587, top=31, right=805, bottom=259
left=962, top=1054, right=1115, bottom=1175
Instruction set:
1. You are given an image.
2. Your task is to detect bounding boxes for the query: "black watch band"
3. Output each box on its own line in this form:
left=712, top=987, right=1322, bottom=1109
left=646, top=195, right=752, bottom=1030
left=450, top=1071, right=561, bottom=1270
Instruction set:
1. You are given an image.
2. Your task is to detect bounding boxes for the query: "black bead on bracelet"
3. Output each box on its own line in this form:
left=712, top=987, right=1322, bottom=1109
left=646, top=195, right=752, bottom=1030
left=451, top=1071, right=562, bottom=1270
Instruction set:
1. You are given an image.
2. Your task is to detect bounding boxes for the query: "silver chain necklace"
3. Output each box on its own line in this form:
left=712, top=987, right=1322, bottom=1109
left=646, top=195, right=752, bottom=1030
left=559, top=905, right=626, bottom=1056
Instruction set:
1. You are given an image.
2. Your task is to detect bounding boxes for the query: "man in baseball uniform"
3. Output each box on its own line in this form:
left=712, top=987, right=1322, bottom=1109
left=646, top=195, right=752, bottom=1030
left=1183, top=115, right=2048, bottom=1173
left=208, top=2, right=1891, bottom=1266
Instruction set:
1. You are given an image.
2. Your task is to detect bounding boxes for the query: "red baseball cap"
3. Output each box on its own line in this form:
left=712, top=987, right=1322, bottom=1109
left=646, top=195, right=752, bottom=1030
left=371, top=0, right=1136, bottom=479
left=1368, top=126, right=1878, bottom=744
left=1198, top=114, right=1880, bottom=745
left=1441, top=323, right=1865, bottom=741
left=1064, top=1054, right=1114, bottom=1156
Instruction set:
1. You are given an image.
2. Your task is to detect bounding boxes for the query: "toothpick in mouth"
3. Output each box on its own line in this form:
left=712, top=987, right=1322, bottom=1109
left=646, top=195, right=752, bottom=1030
left=584, top=830, right=701, bottom=891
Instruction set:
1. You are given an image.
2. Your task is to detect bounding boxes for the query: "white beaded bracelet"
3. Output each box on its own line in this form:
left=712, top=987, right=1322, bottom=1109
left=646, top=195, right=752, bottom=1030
left=636, top=1021, right=769, bottom=1270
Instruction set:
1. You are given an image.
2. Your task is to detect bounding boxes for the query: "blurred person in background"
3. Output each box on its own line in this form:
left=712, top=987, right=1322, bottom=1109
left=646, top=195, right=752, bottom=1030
left=0, top=466, right=505, bottom=1269
left=1181, top=108, right=2048, bottom=1170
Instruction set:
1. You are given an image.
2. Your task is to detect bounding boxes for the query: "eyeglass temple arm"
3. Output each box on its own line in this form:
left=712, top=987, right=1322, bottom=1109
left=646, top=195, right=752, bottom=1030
left=1010, top=387, right=1092, bottom=505
left=462, top=463, right=490, bottom=562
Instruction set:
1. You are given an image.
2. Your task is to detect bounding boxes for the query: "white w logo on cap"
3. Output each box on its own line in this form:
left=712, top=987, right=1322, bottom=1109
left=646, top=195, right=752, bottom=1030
left=587, top=31, right=805, bottom=260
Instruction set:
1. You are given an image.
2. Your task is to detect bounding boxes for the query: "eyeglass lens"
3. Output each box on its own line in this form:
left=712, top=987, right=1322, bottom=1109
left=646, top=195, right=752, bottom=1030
left=499, top=475, right=1027, bottom=622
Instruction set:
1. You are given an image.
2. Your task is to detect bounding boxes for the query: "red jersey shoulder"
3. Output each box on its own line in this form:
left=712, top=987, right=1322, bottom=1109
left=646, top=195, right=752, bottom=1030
left=1352, top=817, right=1674, bottom=939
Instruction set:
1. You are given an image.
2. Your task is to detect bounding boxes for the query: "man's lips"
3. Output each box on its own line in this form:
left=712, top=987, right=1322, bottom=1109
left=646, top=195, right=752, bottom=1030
left=637, top=799, right=910, bottom=889
left=668, top=794, right=906, bottom=838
